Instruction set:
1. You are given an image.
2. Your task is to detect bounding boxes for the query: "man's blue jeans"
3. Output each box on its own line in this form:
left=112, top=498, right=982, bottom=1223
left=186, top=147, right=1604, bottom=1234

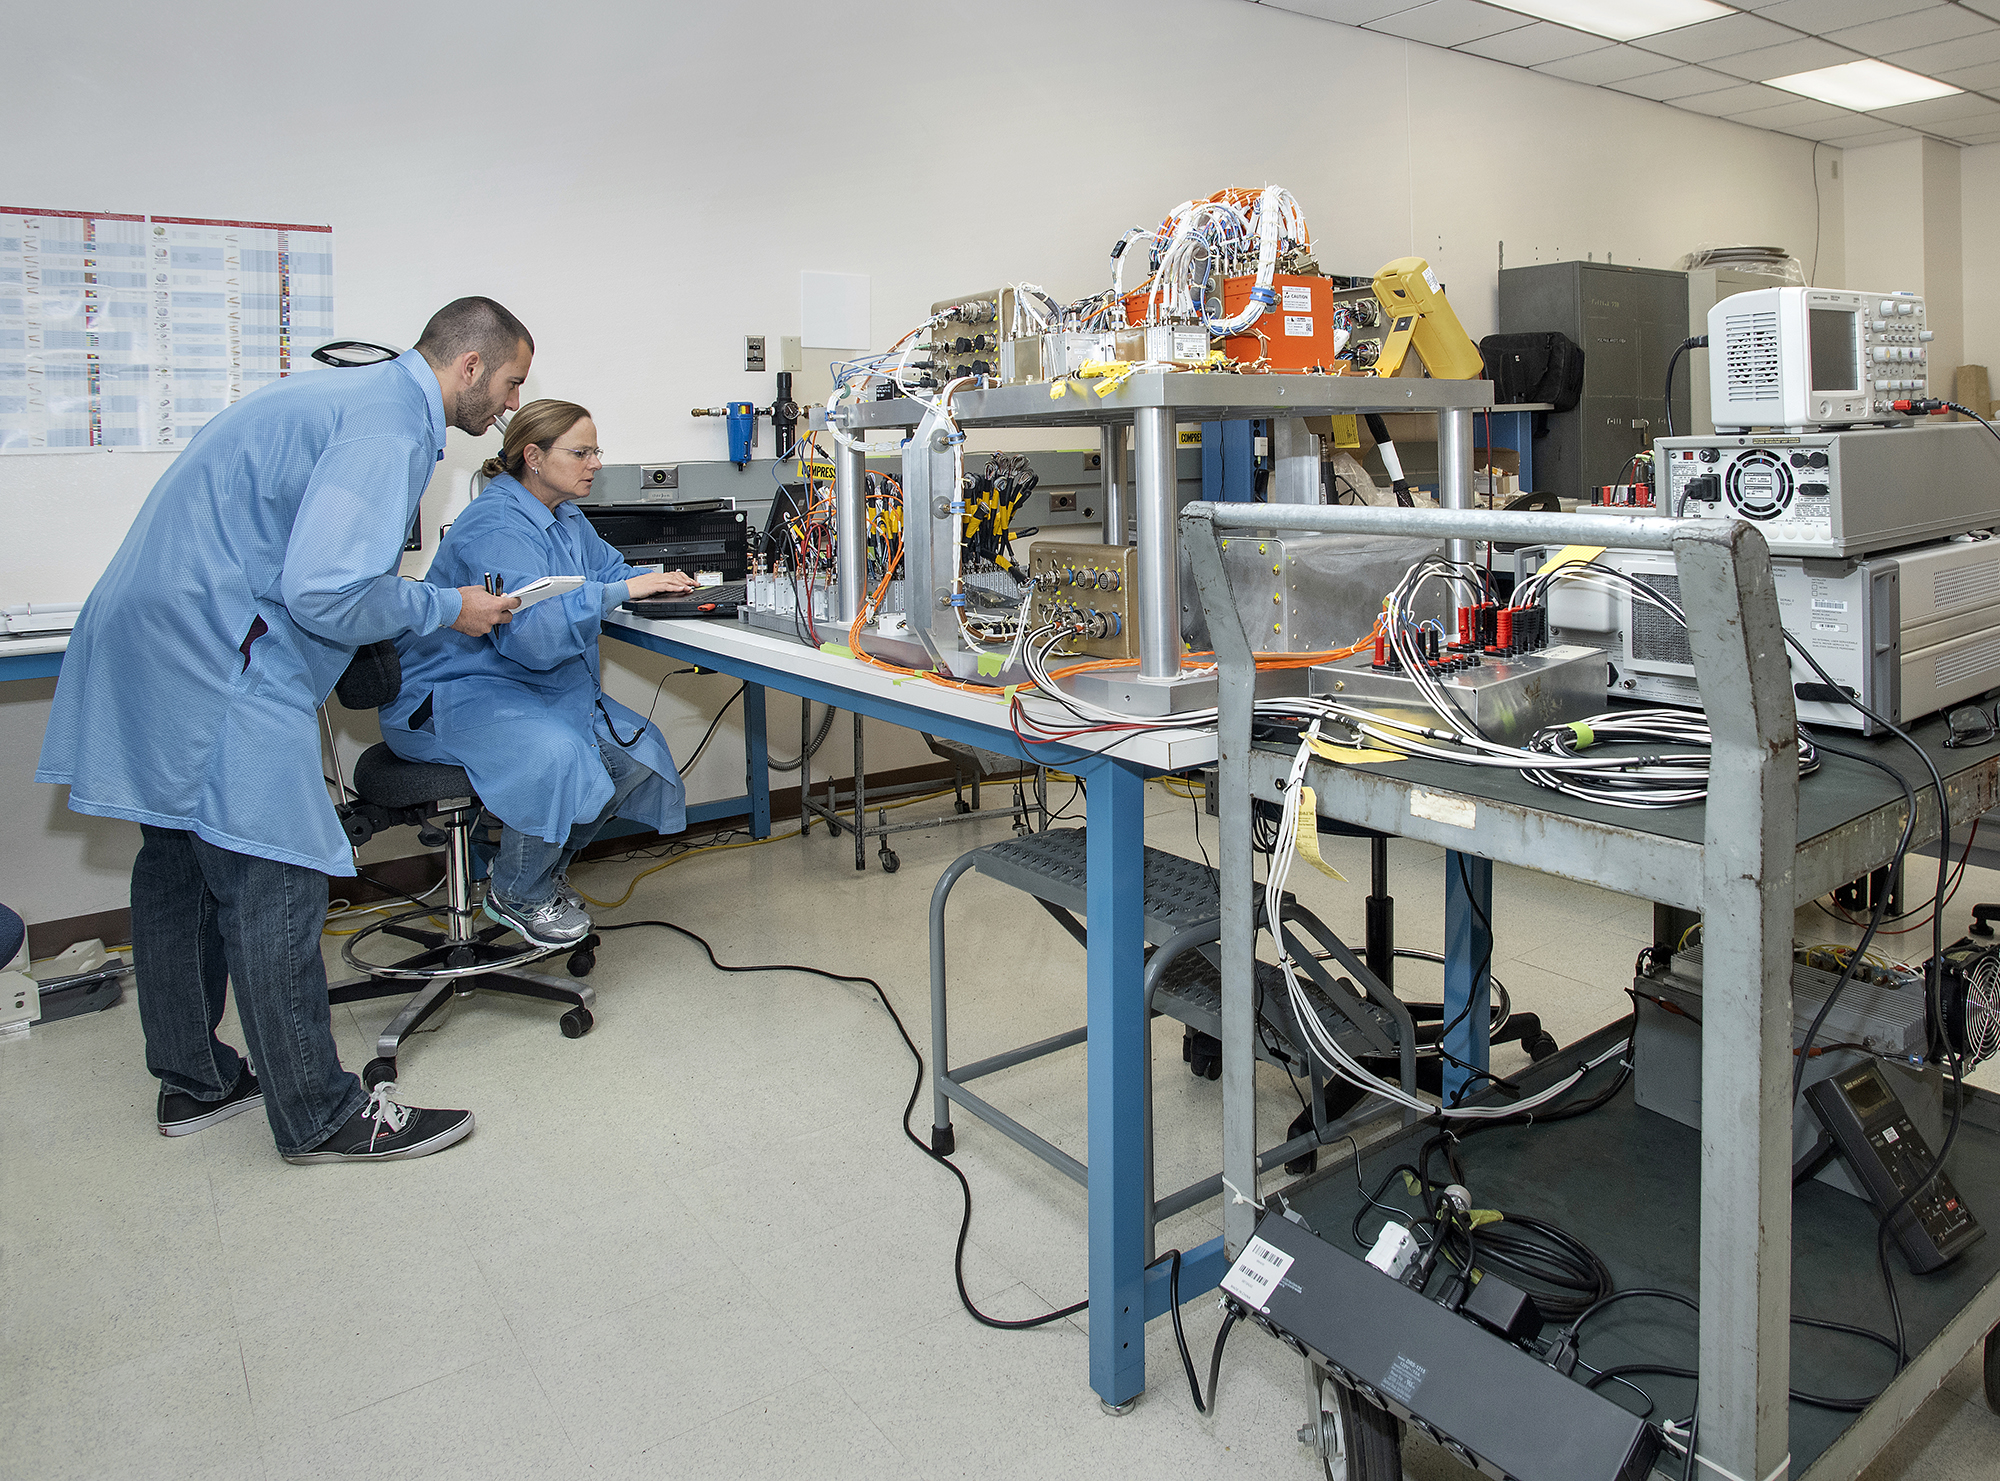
left=489, top=737, right=652, bottom=907
left=131, top=825, right=366, bottom=1155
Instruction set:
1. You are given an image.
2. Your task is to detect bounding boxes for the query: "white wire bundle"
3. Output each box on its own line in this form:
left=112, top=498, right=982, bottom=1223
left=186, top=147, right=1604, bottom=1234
left=1262, top=723, right=1628, bottom=1118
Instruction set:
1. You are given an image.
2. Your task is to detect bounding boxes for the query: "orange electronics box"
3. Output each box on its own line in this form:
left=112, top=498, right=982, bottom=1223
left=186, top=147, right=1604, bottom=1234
left=1122, top=274, right=1342, bottom=372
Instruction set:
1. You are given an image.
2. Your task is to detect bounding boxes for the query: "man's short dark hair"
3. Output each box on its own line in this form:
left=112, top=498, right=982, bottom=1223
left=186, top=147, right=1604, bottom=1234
left=413, top=297, right=533, bottom=371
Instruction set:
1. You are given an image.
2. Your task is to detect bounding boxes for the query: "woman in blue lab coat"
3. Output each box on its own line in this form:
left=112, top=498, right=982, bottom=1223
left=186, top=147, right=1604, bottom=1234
left=385, top=400, right=695, bottom=947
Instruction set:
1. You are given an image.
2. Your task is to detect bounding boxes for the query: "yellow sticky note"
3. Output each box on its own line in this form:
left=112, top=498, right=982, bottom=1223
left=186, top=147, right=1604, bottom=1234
left=1537, top=543, right=1606, bottom=577
left=1305, top=734, right=1406, bottom=766
left=1293, top=787, right=1348, bottom=883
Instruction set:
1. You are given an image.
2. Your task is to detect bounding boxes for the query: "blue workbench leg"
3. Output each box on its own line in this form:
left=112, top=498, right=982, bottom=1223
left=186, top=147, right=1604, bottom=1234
left=1441, top=851, right=1493, bottom=1109
left=742, top=683, right=770, bottom=839
left=1085, top=758, right=1148, bottom=1409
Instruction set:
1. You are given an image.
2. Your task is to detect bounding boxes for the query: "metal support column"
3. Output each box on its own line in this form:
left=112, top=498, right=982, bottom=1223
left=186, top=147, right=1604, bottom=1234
left=1441, top=852, right=1492, bottom=1108
left=1438, top=406, right=1476, bottom=571
left=1677, top=522, right=1798, bottom=1481
left=1085, top=757, right=1150, bottom=1407
left=834, top=435, right=866, bottom=624
left=742, top=683, right=771, bottom=839
left=1133, top=405, right=1181, bottom=680
left=1100, top=425, right=1128, bottom=545
left=1179, top=503, right=1261, bottom=1261
left=1269, top=417, right=1321, bottom=505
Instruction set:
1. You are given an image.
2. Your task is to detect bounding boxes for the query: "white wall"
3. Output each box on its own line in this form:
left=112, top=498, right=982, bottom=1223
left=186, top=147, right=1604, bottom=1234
left=1, top=0, right=1845, bottom=928
left=1962, top=144, right=2000, bottom=395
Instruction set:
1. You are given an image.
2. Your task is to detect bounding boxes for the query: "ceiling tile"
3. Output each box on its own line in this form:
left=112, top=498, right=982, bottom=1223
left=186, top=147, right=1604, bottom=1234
left=1729, top=96, right=1860, bottom=127
left=1667, top=81, right=1800, bottom=115
left=1824, top=125, right=1925, bottom=145
left=1608, top=64, right=1745, bottom=101
left=1874, top=92, right=2000, bottom=125
left=1707, top=36, right=1864, bottom=80
left=1949, top=129, right=2000, bottom=143
left=1963, top=0, right=2000, bottom=21
left=1766, top=115, right=1885, bottom=140
left=1755, top=0, right=1939, bottom=32
left=1534, top=44, right=1679, bottom=85
left=1938, top=59, right=2000, bottom=92
left=1363, top=0, right=1531, bottom=46
left=1811, top=111, right=1930, bottom=139
left=1450, top=19, right=1609, bottom=65
left=1255, top=1, right=1424, bottom=24
left=1827, top=8, right=1996, bottom=57
left=1884, top=30, right=2000, bottom=78
left=1634, top=12, right=1796, bottom=64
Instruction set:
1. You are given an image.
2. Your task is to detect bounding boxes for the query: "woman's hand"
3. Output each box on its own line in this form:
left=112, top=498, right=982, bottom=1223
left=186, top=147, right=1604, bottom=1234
left=628, top=569, right=700, bottom=599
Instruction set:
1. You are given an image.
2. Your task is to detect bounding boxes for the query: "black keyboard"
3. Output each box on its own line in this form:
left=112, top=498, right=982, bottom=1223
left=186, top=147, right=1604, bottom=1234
left=623, top=582, right=747, bottom=620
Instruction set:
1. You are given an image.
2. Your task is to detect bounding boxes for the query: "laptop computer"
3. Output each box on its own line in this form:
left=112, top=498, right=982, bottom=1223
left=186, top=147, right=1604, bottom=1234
left=622, top=581, right=747, bottom=620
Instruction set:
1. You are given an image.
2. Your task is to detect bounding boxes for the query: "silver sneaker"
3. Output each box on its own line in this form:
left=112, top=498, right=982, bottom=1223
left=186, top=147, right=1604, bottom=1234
left=484, top=889, right=592, bottom=947
left=554, top=873, right=586, bottom=914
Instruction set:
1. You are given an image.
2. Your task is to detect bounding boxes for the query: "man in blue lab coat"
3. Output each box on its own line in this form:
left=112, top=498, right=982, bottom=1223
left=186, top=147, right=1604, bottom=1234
left=37, top=297, right=527, bottom=1164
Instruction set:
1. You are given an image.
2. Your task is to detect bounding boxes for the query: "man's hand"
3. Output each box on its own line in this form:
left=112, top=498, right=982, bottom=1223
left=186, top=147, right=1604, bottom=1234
left=628, top=569, right=701, bottom=600
left=452, top=587, right=520, bottom=635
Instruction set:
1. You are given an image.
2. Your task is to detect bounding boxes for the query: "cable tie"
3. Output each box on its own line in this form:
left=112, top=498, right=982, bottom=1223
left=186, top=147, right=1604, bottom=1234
left=1222, top=1176, right=1265, bottom=1209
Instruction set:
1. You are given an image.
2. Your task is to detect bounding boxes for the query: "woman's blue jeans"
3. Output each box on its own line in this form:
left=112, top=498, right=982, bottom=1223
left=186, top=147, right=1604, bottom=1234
left=489, top=738, right=652, bottom=908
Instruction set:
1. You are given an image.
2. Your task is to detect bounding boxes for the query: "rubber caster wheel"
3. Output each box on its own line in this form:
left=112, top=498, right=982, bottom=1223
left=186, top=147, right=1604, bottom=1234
left=879, top=849, right=901, bottom=874
left=954, top=799, right=972, bottom=814
left=567, top=949, right=595, bottom=977
left=559, top=1007, right=593, bottom=1039
left=1527, top=1031, right=1560, bottom=1061
left=1312, top=1370, right=1404, bottom=1481
left=363, top=1057, right=397, bottom=1089
left=446, top=945, right=478, bottom=970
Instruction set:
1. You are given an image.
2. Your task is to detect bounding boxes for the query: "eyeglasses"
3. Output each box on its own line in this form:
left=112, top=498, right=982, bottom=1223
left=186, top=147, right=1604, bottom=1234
left=551, top=445, right=604, bottom=462
left=1943, top=703, right=1998, bottom=749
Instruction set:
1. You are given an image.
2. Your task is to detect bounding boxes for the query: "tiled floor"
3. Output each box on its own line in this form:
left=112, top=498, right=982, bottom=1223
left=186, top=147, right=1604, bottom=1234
left=4, top=782, right=1998, bottom=1479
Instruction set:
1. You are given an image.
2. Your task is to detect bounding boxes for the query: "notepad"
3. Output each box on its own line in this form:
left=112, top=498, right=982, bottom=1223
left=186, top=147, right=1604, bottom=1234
left=506, top=576, right=584, bottom=610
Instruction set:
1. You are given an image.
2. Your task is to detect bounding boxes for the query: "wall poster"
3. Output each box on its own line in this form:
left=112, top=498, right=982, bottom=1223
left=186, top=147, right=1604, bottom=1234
left=0, top=207, right=334, bottom=452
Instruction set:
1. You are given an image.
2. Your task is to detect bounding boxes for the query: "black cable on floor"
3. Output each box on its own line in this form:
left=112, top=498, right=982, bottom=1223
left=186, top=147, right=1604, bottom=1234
left=595, top=918, right=1089, bottom=1329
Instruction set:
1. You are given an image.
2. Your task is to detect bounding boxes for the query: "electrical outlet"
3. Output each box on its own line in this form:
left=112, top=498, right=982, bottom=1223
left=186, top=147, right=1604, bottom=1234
left=745, top=335, right=767, bottom=373
left=1049, top=492, right=1077, bottom=512
left=640, top=464, right=679, bottom=491
left=1084, top=452, right=1101, bottom=470
left=778, top=336, right=803, bottom=374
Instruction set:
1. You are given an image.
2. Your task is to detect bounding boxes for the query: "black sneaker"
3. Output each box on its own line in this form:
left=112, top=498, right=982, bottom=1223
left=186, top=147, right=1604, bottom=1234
left=158, top=1066, right=264, bottom=1137
left=282, top=1084, right=474, bottom=1164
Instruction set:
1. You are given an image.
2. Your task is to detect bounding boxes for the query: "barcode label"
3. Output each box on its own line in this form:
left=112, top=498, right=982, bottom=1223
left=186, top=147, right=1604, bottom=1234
left=1812, top=598, right=1848, bottom=612
left=1221, top=1236, right=1295, bottom=1310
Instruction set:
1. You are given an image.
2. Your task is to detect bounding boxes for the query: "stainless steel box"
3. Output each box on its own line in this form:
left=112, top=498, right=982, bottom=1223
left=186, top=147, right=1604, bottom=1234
left=1306, top=645, right=1609, bottom=746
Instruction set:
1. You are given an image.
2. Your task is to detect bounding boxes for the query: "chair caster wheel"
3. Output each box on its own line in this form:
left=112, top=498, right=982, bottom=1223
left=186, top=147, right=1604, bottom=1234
left=932, top=1124, right=956, bottom=1156
left=1188, top=1030, right=1221, bottom=1081
left=363, top=1058, right=397, bottom=1089
left=880, top=849, right=900, bottom=874
left=567, top=949, right=595, bottom=977
left=954, top=799, right=972, bottom=814
left=559, top=1007, right=593, bottom=1039
left=1527, top=1032, right=1560, bottom=1061
left=446, top=945, right=478, bottom=971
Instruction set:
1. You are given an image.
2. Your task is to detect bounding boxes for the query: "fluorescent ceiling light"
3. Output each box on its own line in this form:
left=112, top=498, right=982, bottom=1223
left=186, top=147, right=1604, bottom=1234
left=1764, top=59, right=1961, bottom=111
left=1483, top=1, right=1733, bottom=42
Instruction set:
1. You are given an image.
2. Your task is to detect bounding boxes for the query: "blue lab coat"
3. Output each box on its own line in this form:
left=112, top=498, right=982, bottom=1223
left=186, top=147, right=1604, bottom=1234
left=36, top=354, right=461, bottom=876
left=382, top=473, right=685, bottom=844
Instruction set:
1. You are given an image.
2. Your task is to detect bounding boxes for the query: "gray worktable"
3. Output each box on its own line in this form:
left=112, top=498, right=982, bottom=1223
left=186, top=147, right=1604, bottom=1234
left=1184, top=497, right=2000, bottom=1481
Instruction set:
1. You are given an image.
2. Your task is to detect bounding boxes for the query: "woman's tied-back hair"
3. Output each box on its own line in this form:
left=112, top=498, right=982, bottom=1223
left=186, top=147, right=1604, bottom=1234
left=481, top=399, right=591, bottom=481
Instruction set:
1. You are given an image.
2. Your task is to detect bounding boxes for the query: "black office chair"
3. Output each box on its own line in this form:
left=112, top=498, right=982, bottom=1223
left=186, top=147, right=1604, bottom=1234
left=325, top=641, right=598, bottom=1088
